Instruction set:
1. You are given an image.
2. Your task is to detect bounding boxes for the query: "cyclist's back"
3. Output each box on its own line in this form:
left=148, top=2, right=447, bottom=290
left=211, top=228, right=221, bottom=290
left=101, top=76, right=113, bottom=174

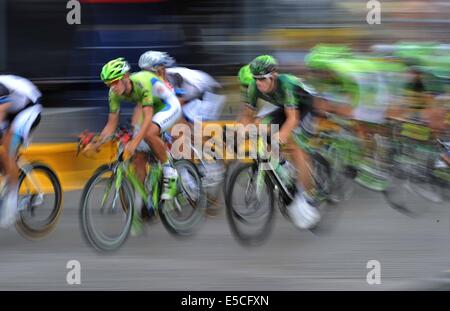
left=0, top=75, right=41, bottom=111
left=166, top=67, right=220, bottom=100
left=167, top=67, right=224, bottom=122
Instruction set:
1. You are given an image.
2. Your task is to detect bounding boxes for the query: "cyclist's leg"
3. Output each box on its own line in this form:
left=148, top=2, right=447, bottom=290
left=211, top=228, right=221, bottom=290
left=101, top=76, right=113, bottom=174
left=132, top=152, right=148, bottom=184
left=8, top=104, right=42, bottom=183
left=277, top=107, right=311, bottom=188
left=285, top=113, right=321, bottom=229
left=0, top=104, right=41, bottom=227
left=145, top=123, right=170, bottom=163
left=286, top=138, right=314, bottom=192
left=147, top=101, right=182, bottom=199
left=131, top=123, right=151, bottom=185
left=262, top=107, right=315, bottom=192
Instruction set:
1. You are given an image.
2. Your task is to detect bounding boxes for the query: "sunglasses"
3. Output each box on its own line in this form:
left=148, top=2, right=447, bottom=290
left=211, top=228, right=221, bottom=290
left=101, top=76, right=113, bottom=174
left=105, top=78, right=122, bottom=87
left=253, top=73, right=273, bottom=81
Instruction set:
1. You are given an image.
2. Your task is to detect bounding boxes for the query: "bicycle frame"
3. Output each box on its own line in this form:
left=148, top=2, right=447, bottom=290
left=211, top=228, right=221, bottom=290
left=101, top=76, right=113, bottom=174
left=254, top=136, right=295, bottom=203
left=17, top=158, right=44, bottom=194
left=99, top=150, right=163, bottom=217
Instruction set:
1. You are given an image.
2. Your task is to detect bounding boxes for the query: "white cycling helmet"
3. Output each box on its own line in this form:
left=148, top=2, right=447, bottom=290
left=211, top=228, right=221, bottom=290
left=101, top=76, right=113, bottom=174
left=138, top=51, right=175, bottom=71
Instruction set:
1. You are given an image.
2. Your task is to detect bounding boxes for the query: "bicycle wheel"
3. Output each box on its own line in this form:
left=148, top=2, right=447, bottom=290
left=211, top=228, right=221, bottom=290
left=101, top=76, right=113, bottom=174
left=79, top=164, right=134, bottom=252
left=225, top=162, right=275, bottom=246
left=383, top=174, right=429, bottom=217
left=160, top=159, right=207, bottom=237
left=324, top=144, right=355, bottom=203
left=308, top=153, right=343, bottom=235
left=223, top=160, right=241, bottom=208
left=15, top=162, right=63, bottom=240
left=383, top=144, right=446, bottom=216
left=410, top=152, right=448, bottom=204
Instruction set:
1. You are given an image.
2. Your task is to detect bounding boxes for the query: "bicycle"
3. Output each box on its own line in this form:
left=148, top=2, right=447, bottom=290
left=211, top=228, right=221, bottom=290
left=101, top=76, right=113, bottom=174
left=224, top=131, right=334, bottom=246
left=313, top=112, right=393, bottom=195
left=0, top=152, right=63, bottom=240
left=382, top=116, right=449, bottom=215
left=78, top=126, right=207, bottom=252
left=166, top=128, right=227, bottom=216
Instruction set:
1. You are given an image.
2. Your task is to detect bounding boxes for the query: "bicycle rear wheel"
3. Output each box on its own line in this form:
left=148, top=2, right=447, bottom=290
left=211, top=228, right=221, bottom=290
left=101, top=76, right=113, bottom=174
left=160, top=159, right=207, bottom=237
left=15, top=162, right=63, bottom=240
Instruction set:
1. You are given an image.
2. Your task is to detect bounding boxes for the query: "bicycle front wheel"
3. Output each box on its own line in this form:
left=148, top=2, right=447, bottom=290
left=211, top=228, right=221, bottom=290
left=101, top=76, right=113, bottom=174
left=15, top=162, right=63, bottom=240
left=225, top=162, right=275, bottom=246
left=79, top=164, right=134, bottom=252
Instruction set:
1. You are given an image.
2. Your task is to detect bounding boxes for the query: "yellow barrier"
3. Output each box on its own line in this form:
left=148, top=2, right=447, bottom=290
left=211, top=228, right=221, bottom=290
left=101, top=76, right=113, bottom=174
left=22, top=141, right=117, bottom=192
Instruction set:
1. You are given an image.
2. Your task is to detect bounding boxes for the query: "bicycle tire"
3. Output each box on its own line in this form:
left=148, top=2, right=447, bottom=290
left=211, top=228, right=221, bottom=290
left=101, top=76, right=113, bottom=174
left=79, top=164, right=134, bottom=252
left=160, top=159, right=207, bottom=237
left=15, top=162, right=63, bottom=240
left=225, top=162, right=275, bottom=246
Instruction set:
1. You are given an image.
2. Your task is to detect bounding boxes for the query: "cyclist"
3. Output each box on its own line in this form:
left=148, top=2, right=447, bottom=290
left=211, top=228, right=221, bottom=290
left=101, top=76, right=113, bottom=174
left=84, top=57, right=182, bottom=201
left=238, top=55, right=321, bottom=230
left=138, top=51, right=227, bottom=190
left=0, top=75, right=43, bottom=228
left=138, top=51, right=225, bottom=123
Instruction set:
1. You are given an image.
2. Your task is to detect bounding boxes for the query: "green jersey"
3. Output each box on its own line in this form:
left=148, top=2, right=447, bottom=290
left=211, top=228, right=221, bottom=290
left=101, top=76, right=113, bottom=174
left=108, top=71, right=167, bottom=114
left=246, top=74, right=315, bottom=119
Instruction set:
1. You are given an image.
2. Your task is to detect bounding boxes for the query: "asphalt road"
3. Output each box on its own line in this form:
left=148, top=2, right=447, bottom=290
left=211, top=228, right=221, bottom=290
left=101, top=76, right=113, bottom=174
left=1, top=185, right=450, bottom=290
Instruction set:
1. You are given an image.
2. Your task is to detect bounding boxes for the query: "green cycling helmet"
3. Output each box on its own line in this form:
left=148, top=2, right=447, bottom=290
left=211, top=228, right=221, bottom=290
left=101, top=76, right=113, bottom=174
left=249, top=55, right=278, bottom=77
left=304, top=44, right=352, bottom=70
left=100, top=57, right=131, bottom=83
left=238, top=64, right=253, bottom=86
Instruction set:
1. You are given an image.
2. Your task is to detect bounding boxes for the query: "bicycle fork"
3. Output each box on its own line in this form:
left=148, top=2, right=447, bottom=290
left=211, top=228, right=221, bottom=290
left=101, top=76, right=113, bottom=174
left=101, top=163, right=123, bottom=214
left=17, top=161, right=45, bottom=212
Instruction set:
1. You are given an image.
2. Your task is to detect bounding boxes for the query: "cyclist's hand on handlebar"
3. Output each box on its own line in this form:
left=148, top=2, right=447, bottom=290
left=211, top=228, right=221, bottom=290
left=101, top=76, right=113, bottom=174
left=78, top=130, right=95, bottom=147
left=273, top=131, right=288, bottom=147
left=79, top=132, right=104, bottom=154
left=83, top=140, right=101, bottom=154
left=78, top=131, right=97, bottom=154
left=124, top=139, right=139, bottom=158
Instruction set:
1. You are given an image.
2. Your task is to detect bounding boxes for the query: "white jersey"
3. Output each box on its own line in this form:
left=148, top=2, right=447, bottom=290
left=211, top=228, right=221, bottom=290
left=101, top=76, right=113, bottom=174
left=166, top=67, right=220, bottom=101
left=0, top=75, right=42, bottom=113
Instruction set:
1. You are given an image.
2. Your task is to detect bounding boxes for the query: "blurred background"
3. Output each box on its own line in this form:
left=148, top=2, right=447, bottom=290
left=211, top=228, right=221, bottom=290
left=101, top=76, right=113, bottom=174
left=1, top=0, right=449, bottom=107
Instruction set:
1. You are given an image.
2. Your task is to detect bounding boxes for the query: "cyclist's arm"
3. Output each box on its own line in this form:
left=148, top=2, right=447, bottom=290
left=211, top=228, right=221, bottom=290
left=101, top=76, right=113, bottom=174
left=279, top=107, right=299, bottom=144
left=131, top=105, right=143, bottom=128
left=238, top=105, right=255, bottom=126
left=98, top=91, right=121, bottom=142
left=133, top=105, right=153, bottom=145
left=278, top=83, right=300, bottom=143
left=99, top=112, right=119, bottom=142
left=152, top=78, right=181, bottom=110
left=314, top=96, right=353, bottom=118
left=180, top=83, right=203, bottom=103
left=238, top=82, right=257, bottom=125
